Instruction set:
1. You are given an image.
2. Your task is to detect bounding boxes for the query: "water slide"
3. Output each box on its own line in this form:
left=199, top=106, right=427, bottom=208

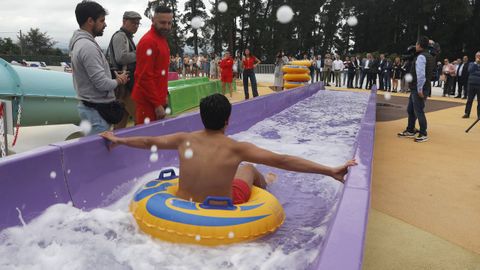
left=0, top=57, right=226, bottom=134
left=0, top=82, right=375, bottom=269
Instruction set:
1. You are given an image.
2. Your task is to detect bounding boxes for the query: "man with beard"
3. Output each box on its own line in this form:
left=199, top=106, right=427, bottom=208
left=132, top=6, right=172, bottom=124
left=69, top=1, right=129, bottom=135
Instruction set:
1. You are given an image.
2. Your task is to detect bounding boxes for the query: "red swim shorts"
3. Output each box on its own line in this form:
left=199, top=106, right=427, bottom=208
left=232, top=179, right=251, bottom=204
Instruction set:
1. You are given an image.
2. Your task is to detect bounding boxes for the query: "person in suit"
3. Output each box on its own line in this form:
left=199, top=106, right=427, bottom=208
left=456, top=56, right=470, bottom=99
left=383, top=58, right=393, bottom=91
left=353, top=55, right=361, bottom=88
left=377, top=54, right=386, bottom=90
left=463, top=51, right=480, bottom=118
left=361, top=53, right=374, bottom=89
left=367, top=54, right=377, bottom=90
left=347, top=56, right=356, bottom=88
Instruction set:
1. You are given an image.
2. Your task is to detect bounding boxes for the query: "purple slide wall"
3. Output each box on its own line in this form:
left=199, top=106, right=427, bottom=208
left=0, top=84, right=376, bottom=270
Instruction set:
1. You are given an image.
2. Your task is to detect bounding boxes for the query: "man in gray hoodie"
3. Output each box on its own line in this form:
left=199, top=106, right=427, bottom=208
left=69, top=1, right=128, bottom=135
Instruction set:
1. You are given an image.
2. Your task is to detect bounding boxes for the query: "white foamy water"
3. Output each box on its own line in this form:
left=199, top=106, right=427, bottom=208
left=0, top=90, right=369, bottom=270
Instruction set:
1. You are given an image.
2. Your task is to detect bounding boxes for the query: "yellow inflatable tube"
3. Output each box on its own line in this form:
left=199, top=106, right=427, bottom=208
left=284, top=73, right=311, bottom=82
left=282, top=65, right=310, bottom=74
left=284, top=81, right=306, bottom=89
left=288, top=60, right=312, bottom=67
left=130, top=169, right=285, bottom=246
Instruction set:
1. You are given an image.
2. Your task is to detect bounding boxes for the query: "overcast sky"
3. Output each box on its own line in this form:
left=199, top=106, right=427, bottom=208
left=0, top=0, right=204, bottom=49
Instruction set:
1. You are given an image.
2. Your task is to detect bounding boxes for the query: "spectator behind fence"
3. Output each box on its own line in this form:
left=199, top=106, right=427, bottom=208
left=323, top=53, right=333, bottom=86
left=333, top=55, right=344, bottom=87
left=106, top=11, right=141, bottom=130
left=242, top=49, right=261, bottom=99
left=132, top=6, right=172, bottom=124
left=219, top=51, right=234, bottom=97
left=392, top=57, right=402, bottom=92
left=69, top=1, right=128, bottom=135
left=273, top=51, right=287, bottom=91
left=456, top=56, right=470, bottom=99
left=463, top=51, right=480, bottom=119
left=442, top=59, right=456, bottom=97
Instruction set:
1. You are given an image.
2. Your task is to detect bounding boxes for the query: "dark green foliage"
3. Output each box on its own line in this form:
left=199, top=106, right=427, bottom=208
left=142, top=0, right=479, bottom=62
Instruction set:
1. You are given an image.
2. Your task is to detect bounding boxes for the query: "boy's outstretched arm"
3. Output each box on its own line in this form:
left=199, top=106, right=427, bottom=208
left=100, top=131, right=187, bottom=150
left=236, top=142, right=357, bottom=182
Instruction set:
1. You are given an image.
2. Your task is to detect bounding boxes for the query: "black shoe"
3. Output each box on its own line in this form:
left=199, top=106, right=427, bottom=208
left=462, top=114, right=469, bottom=119
left=398, top=130, right=416, bottom=138
left=442, top=94, right=446, bottom=97
left=414, top=134, right=428, bottom=143
left=462, top=96, right=467, bottom=99
left=455, top=95, right=461, bottom=98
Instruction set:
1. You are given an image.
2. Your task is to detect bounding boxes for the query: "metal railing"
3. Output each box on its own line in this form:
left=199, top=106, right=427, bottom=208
left=254, top=64, right=275, bottom=74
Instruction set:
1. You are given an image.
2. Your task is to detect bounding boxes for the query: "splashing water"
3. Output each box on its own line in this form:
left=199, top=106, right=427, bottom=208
left=49, top=171, right=57, bottom=179
left=218, top=1, right=228, bottom=13
left=149, top=153, right=158, bottom=163
left=150, top=145, right=158, bottom=153
left=144, top=117, right=150, bottom=124
left=79, top=120, right=92, bottom=135
left=191, top=16, right=204, bottom=29
left=347, top=16, right=358, bottom=26
left=405, top=73, right=413, bottom=83
left=184, top=148, right=193, bottom=159
left=276, top=5, right=294, bottom=24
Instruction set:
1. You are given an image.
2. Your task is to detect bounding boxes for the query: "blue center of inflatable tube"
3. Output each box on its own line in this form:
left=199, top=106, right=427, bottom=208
left=134, top=183, right=172, bottom=202
left=146, top=193, right=270, bottom=227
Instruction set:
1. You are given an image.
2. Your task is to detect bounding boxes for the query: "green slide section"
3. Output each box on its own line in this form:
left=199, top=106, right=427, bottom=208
left=0, top=57, right=235, bottom=125
left=168, top=79, right=237, bottom=115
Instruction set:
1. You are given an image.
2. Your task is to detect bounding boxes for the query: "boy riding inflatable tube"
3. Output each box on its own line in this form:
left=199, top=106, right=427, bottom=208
left=130, top=169, right=285, bottom=246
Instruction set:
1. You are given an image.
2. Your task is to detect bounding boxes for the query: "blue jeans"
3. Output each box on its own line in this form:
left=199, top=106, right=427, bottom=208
left=383, top=72, right=391, bottom=90
left=406, top=91, right=427, bottom=136
left=243, top=69, right=258, bottom=99
left=77, top=103, right=110, bottom=135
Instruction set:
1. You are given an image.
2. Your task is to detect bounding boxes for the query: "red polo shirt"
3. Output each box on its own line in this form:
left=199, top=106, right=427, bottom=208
left=132, top=26, right=170, bottom=108
left=242, top=56, right=257, bottom=70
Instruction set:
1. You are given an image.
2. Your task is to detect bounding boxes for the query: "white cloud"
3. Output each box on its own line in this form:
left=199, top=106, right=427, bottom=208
left=0, top=0, right=189, bottom=49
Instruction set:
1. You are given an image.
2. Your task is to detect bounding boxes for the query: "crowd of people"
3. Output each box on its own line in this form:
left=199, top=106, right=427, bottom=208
left=69, top=0, right=479, bottom=144
left=70, top=1, right=264, bottom=136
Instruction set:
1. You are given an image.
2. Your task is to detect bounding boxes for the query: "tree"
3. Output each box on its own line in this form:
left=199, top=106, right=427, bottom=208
left=181, top=0, right=208, bottom=55
left=0, top=38, right=21, bottom=55
left=17, top=28, right=57, bottom=55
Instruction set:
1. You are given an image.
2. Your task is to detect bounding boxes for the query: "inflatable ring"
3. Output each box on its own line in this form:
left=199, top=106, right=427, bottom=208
left=282, top=65, right=310, bottom=74
left=130, top=169, right=285, bottom=246
left=288, top=60, right=312, bottom=67
left=283, top=73, right=311, bottom=82
left=284, top=81, right=306, bottom=89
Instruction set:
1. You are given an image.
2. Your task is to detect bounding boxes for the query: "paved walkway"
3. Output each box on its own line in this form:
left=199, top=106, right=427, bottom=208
left=327, top=85, right=480, bottom=270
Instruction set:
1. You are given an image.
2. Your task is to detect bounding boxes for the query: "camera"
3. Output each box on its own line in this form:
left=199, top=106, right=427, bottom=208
left=401, top=41, right=441, bottom=61
left=401, top=45, right=417, bottom=61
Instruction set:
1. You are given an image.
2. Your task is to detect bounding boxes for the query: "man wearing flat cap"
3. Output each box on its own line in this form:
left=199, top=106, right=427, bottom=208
left=106, top=11, right=141, bottom=129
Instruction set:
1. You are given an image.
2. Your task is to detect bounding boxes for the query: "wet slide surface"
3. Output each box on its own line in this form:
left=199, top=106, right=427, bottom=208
left=0, top=87, right=372, bottom=269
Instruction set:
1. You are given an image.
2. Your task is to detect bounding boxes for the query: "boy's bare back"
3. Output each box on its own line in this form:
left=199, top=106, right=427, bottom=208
left=175, top=130, right=244, bottom=202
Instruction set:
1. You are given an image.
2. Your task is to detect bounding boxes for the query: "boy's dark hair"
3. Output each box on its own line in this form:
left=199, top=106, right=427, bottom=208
left=200, top=94, right=232, bottom=130
left=75, top=1, right=107, bottom=27
left=155, top=6, right=173, bottom=14
left=417, top=36, right=429, bottom=50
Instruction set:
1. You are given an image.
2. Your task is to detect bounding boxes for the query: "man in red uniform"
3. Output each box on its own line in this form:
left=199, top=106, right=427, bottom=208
left=219, top=51, right=234, bottom=97
left=132, top=6, right=172, bottom=124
